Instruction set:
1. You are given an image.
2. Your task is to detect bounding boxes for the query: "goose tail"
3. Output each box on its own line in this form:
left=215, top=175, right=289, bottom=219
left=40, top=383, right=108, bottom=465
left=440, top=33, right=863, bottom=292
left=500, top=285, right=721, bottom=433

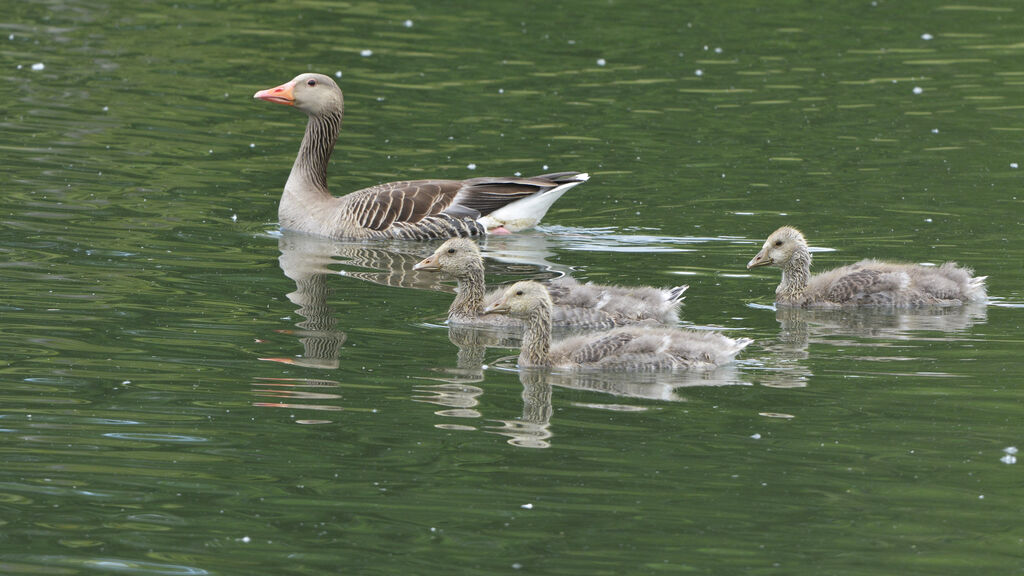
left=479, top=172, right=589, bottom=232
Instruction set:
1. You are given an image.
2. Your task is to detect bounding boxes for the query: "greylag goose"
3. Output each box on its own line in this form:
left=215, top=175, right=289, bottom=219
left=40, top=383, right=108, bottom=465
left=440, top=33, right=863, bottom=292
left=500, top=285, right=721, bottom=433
left=254, top=73, right=589, bottom=240
left=747, top=226, right=987, bottom=308
left=482, top=281, right=751, bottom=370
left=412, top=238, right=688, bottom=328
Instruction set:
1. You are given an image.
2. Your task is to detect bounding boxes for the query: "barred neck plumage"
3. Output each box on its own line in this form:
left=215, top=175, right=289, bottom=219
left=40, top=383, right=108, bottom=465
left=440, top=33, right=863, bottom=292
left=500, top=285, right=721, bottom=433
left=292, top=108, right=344, bottom=194
left=778, top=247, right=811, bottom=301
left=519, top=300, right=553, bottom=367
left=449, top=264, right=487, bottom=320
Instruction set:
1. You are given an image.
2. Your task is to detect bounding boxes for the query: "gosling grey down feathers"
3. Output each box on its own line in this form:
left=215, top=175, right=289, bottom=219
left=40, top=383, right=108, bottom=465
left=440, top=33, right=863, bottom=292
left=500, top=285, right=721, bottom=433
left=747, top=226, right=987, bottom=308
left=483, top=281, right=751, bottom=371
left=413, top=238, right=688, bottom=328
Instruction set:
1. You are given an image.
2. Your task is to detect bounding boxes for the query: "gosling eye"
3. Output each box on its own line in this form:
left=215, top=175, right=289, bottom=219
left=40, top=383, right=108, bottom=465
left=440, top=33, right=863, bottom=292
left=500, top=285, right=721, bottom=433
left=515, top=290, right=524, bottom=296
left=447, top=248, right=456, bottom=254
left=307, top=78, right=317, bottom=87
left=774, top=240, right=783, bottom=247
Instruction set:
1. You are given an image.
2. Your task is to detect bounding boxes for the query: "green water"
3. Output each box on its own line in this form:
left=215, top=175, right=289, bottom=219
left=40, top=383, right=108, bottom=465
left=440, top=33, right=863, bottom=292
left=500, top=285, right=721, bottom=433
left=2, top=0, right=1022, bottom=574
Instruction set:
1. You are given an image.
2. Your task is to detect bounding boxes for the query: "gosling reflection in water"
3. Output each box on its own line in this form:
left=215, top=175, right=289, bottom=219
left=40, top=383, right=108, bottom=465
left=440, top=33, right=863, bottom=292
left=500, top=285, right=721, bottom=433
left=775, top=303, right=988, bottom=341
left=753, top=303, right=989, bottom=388
left=487, top=369, right=554, bottom=449
left=487, top=365, right=749, bottom=449
left=414, top=324, right=749, bottom=448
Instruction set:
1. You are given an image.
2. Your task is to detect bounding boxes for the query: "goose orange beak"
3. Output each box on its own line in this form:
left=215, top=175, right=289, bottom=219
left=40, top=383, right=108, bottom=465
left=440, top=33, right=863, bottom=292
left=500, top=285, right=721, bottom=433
left=254, top=80, right=297, bottom=106
left=413, top=254, right=440, bottom=271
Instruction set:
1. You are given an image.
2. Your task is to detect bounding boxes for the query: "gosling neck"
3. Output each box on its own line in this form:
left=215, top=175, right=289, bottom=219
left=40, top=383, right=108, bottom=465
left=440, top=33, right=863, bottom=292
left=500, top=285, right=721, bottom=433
left=449, top=262, right=487, bottom=321
left=519, top=301, right=553, bottom=367
left=777, top=248, right=812, bottom=303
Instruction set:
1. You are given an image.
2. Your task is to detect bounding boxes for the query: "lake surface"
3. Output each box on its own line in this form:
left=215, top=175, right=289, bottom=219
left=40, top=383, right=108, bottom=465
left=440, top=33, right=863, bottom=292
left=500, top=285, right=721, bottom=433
left=2, top=0, right=1023, bottom=574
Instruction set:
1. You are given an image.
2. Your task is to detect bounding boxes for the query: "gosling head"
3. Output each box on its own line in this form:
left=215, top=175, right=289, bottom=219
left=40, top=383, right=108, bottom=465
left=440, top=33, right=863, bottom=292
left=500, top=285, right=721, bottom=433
left=482, top=281, right=552, bottom=319
left=747, top=226, right=809, bottom=270
left=412, top=238, right=483, bottom=276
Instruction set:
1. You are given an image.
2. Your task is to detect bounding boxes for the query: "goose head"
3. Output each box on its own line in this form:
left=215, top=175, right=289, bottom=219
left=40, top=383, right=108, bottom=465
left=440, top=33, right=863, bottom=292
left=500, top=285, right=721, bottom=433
left=483, top=281, right=552, bottom=318
left=254, top=73, right=344, bottom=117
left=413, top=238, right=483, bottom=275
left=747, top=226, right=808, bottom=269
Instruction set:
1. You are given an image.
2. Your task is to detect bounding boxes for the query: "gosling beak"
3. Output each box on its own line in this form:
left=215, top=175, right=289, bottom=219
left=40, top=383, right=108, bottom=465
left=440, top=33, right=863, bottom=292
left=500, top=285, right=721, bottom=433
left=413, top=254, right=440, bottom=271
left=482, top=296, right=510, bottom=315
left=254, top=80, right=297, bottom=106
left=747, top=251, right=772, bottom=269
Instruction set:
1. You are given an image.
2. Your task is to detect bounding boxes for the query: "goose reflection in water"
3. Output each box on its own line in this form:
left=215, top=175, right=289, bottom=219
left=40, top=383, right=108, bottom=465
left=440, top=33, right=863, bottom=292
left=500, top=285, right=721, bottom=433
left=252, top=232, right=433, bottom=416
left=752, top=303, right=988, bottom=388
left=261, top=230, right=456, bottom=370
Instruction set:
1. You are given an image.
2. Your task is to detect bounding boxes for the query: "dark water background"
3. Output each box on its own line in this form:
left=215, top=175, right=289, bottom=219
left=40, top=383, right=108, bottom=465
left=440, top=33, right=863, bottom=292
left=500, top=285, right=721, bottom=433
left=1, top=0, right=1022, bottom=574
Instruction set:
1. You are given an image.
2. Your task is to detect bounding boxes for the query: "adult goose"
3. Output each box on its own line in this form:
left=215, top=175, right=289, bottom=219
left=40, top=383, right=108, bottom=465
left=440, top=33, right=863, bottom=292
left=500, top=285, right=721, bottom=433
left=413, top=238, right=688, bottom=328
left=482, top=281, right=750, bottom=370
left=747, top=226, right=987, bottom=308
left=254, top=73, right=589, bottom=240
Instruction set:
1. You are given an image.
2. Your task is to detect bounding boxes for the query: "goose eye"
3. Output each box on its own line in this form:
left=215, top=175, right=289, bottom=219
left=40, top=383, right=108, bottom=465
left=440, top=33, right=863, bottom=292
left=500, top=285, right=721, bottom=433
left=447, top=248, right=456, bottom=254
left=307, top=79, right=317, bottom=87
left=515, top=290, right=524, bottom=296
left=774, top=240, right=783, bottom=247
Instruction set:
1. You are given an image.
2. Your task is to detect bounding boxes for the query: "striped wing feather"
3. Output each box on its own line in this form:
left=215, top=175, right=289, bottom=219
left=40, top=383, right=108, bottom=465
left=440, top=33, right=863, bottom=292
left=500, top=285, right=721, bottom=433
left=352, top=180, right=463, bottom=231
left=349, top=174, right=579, bottom=232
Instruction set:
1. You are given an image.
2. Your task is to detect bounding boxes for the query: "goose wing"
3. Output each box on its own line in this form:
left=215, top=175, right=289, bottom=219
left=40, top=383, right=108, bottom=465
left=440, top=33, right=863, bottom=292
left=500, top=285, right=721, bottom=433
left=347, top=172, right=585, bottom=235
left=450, top=173, right=586, bottom=216
left=350, top=180, right=466, bottom=231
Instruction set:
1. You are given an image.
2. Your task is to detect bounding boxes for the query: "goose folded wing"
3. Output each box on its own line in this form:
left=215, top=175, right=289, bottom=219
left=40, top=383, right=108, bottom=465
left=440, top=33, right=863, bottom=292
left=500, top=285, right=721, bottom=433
left=449, top=176, right=561, bottom=216
left=354, top=181, right=466, bottom=231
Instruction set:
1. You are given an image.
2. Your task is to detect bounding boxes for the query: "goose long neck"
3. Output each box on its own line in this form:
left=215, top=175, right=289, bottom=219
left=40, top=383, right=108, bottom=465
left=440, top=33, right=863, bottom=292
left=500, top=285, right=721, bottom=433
left=519, top=300, right=553, bottom=367
left=778, top=247, right=811, bottom=301
left=450, top=263, right=487, bottom=320
left=288, top=108, right=343, bottom=195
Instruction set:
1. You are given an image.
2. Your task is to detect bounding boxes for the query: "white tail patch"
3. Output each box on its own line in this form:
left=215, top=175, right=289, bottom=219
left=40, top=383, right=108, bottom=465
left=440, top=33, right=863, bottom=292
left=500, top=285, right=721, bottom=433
left=480, top=173, right=589, bottom=232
